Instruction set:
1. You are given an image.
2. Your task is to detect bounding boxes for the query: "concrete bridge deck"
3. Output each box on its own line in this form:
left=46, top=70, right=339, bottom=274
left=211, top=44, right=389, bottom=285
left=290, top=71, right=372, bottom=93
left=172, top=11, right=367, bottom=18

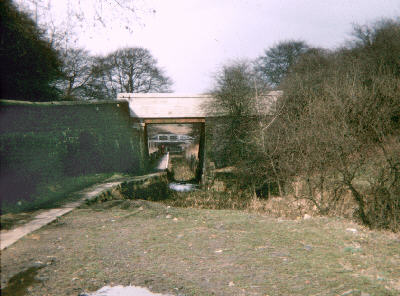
left=117, top=92, right=281, bottom=121
left=117, top=93, right=214, bottom=120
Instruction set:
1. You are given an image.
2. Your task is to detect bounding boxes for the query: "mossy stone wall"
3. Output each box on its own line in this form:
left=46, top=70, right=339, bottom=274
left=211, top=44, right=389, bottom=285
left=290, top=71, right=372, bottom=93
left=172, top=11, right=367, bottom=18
left=0, top=100, right=142, bottom=205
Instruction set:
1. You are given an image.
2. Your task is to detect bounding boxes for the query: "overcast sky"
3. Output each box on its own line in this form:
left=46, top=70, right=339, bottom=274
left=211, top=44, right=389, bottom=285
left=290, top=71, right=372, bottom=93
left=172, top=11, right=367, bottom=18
left=24, top=0, right=400, bottom=93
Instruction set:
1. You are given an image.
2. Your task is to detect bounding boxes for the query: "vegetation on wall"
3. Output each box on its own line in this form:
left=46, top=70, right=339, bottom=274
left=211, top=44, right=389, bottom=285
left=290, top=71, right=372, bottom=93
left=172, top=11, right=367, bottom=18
left=0, top=101, right=142, bottom=212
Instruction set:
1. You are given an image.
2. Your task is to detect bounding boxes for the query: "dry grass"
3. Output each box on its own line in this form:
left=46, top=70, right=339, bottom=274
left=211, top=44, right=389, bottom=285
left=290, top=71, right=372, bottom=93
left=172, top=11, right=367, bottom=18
left=164, top=189, right=322, bottom=219
left=165, top=161, right=327, bottom=219
left=246, top=191, right=359, bottom=220
left=163, top=190, right=251, bottom=210
left=169, top=155, right=196, bottom=181
left=1, top=199, right=399, bottom=296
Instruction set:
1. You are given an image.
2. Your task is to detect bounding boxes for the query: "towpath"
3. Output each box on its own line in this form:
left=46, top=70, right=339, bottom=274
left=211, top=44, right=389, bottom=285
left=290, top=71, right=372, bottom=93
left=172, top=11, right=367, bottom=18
left=0, top=180, right=123, bottom=250
left=156, top=152, right=170, bottom=171
left=0, top=171, right=166, bottom=251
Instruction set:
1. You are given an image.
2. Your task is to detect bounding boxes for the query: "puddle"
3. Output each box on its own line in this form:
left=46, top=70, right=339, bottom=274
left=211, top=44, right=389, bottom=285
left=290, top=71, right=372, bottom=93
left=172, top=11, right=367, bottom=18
left=168, top=182, right=198, bottom=192
left=85, top=285, right=172, bottom=296
left=1, top=264, right=44, bottom=296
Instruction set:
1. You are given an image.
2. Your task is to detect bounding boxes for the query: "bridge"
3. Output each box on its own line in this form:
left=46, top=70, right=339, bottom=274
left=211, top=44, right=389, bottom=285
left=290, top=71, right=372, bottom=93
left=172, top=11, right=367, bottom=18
left=149, top=134, right=194, bottom=144
left=148, top=133, right=195, bottom=154
left=116, top=93, right=213, bottom=179
left=117, top=92, right=281, bottom=180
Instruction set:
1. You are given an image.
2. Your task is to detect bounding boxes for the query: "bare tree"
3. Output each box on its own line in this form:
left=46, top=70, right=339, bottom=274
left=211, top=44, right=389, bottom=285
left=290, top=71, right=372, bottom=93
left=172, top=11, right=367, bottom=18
left=207, top=19, right=399, bottom=231
left=207, top=60, right=277, bottom=194
left=14, top=0, right=151, bottom=49
left=209, top=61, right=257, bottom=165
left=256, top=40, right=309, bottom=87
left=54, top=48, right=94, bottom=100
left=91, top=47, right=173, bottom=99
left=273, top=19, right=400, bottom=230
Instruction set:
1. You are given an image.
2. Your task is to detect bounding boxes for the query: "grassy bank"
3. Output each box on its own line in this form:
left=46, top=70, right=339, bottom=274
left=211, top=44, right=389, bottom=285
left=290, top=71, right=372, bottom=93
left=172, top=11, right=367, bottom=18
left=1, top=199, right=399, bottom=295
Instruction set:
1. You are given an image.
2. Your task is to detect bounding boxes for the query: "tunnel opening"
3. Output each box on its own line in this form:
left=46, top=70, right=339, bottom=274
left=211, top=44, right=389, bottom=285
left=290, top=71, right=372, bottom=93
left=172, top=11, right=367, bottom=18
left=145, top=122, right=205, bottom=185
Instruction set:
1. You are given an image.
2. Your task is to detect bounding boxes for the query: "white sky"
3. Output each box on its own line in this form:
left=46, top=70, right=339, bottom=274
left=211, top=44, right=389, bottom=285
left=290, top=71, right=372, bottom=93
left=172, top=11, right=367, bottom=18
left=21, top=0, right=400, bottom=93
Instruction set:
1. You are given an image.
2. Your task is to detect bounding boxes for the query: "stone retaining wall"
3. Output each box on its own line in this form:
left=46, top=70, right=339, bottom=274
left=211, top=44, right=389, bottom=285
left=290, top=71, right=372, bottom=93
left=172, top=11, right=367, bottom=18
left=0, top=100, right=143, bottom=206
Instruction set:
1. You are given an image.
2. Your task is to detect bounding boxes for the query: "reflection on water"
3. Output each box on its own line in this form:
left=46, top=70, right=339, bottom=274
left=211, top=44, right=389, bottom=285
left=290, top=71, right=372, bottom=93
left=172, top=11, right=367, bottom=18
left=86, top=285, right=171, bottom=296
left=168, top=182, right=198, bottom=192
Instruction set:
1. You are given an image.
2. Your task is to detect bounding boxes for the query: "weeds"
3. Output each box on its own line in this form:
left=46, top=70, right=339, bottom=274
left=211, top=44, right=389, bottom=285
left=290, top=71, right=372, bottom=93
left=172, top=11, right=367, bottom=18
left=170, top=155, right=196, bottom=181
